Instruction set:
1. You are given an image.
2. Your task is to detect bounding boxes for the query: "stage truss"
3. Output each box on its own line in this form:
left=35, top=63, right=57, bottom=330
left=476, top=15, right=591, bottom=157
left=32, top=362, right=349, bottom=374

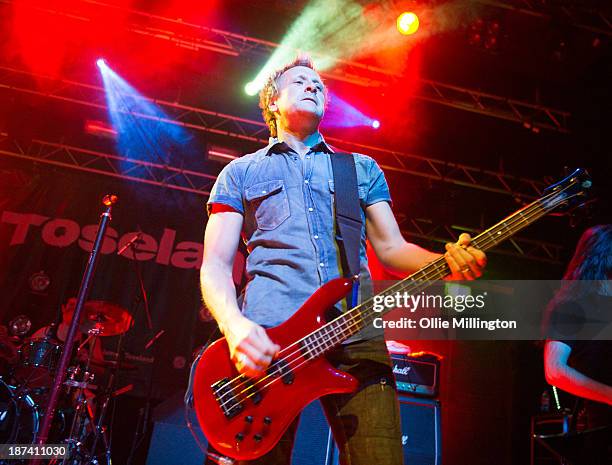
left=479, top=0, right=612, bottom=37
left=0, top=0, right=576, bottom=263
left=0, top=65, right=546, bottom=201
left=0, top=133, right=565, bottom=264
left=0, top=0, right=571, bottom=133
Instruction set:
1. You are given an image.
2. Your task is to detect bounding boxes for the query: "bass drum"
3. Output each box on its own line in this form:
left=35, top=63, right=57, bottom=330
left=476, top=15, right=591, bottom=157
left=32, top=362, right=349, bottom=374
left=0, top=378, right=39, bottom=445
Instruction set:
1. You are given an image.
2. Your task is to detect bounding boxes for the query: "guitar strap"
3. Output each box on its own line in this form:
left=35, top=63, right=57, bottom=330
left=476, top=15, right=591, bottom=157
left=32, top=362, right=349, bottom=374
left=330, top=152, right=362, bottom=308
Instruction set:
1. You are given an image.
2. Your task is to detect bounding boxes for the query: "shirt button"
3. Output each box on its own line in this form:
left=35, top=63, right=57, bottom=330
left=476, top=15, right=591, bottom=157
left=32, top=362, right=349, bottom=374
left=306, top=156, right=311, bottom=159
left=304, top=179, right=309, bottom=184
left=313, top=235, right=319, bottom=239
left=262, top=190, right=267, bottom=194
left=308, top=207, right=314, bottom=212
left=319, top=262, right=324, bottom=267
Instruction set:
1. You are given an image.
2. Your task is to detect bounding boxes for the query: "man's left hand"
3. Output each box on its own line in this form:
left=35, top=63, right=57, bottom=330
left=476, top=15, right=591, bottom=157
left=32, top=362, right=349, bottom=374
left=444, top=233, right=487, bottom=280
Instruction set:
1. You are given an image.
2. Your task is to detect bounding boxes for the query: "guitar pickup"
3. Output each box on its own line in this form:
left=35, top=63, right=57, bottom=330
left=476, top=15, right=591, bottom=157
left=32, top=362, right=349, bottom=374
left=212, top=377, right=244, bottom=419
left=267, top=359, right=294, bottom=385
left=244, top=379, right=263, bottom=404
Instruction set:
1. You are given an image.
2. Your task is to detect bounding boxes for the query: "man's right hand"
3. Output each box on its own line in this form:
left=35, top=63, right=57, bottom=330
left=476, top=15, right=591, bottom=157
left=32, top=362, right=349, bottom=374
left=223, top=316, right=280, bottom=378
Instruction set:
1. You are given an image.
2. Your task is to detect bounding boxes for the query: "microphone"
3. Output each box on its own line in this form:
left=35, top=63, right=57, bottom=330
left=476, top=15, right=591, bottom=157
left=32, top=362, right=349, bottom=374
left=117, top=232, right=142, bottom=256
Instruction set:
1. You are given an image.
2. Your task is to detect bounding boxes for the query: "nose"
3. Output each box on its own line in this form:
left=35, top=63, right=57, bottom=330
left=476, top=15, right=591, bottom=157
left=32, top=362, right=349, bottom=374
left=305, top=82, right=317, bottom=93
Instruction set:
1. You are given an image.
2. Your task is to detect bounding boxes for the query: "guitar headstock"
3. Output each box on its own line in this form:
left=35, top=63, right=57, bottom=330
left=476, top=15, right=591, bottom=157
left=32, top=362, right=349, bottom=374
left=541, top=168, right=592, bottom=213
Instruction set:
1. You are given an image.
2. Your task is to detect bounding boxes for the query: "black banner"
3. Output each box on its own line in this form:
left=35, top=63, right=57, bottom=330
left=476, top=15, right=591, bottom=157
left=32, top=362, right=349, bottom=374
left=0, top=158, right=231, bottom=398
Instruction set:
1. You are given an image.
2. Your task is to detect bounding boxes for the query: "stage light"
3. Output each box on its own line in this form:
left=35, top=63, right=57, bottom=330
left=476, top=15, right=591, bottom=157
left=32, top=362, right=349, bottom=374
left=85, top=120, right=117, bottom=139
left=320, top=91, right=377, bottom=130
left=372, top=120, right=380, bottom=129
left=208, top=145, right=239, bottom=164
left=245, top=81, right=259, bottom=96
left=397, top=12, right=419, bottom=36
left=96, top=58, right=107, bottom=68
left=247, top=0, right=370, bottom=97
left=97, top=60, right=195, bottom=172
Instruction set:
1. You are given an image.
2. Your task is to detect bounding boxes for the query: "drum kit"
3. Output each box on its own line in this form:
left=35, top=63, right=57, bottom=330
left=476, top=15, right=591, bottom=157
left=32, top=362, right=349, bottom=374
left=0, top=301, right=133, bottom=464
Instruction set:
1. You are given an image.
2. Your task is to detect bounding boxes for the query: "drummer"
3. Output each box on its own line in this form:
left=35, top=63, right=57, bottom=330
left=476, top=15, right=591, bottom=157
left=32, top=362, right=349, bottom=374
left=29, top=298, right=109, bottom=420
left=32, top=297, right=106, bottom=367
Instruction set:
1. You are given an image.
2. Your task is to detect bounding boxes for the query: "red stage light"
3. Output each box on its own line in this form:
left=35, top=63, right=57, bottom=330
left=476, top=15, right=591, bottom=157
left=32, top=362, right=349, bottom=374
left=85, top=120, right=117, bottom=139
left=397, top=12, right=419, bottom=36
left=102, top=194, right=118, bottom=206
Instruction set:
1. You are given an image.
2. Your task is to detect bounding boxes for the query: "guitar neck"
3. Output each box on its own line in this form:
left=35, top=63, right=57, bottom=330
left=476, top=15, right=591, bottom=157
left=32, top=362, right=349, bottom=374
left=301, top=189, right=566, bottom=356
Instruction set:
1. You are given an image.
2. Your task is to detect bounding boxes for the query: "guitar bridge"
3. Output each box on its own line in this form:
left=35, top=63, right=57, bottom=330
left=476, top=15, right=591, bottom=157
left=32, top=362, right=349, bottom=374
left=212, top=377, right=244, bottom=419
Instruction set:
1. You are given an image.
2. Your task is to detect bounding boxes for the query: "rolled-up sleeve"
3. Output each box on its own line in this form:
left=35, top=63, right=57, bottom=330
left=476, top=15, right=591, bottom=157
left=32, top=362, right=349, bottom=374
left=207, top=161, right=245, bottom=215
left=365, top=157, right=392, bottom=206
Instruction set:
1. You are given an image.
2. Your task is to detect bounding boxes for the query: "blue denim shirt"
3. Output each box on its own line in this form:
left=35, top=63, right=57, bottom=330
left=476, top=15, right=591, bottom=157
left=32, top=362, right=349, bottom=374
left=207, top=137, right=392, bottom=329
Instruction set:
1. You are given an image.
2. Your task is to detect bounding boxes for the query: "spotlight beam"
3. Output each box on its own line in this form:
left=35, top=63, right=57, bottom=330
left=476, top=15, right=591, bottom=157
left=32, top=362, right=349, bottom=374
left=97, top=60, right=194, bottom=170
left=321, top=91, right=378, bottom=130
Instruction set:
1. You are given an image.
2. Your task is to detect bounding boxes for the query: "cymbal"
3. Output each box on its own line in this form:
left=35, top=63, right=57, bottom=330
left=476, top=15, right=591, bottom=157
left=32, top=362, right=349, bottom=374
left=77, top=301, right=133, bottom=337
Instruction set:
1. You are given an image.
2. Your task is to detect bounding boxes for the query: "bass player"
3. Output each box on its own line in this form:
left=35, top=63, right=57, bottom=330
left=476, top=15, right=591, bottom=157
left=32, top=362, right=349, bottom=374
left=200, top=56, right=487, bottom=465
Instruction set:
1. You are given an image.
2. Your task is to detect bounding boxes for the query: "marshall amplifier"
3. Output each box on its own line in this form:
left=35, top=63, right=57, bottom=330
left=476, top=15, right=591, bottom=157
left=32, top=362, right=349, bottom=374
left=399, top=396, right=442, bottom=465
left=391, top=352, right=440, bottom=397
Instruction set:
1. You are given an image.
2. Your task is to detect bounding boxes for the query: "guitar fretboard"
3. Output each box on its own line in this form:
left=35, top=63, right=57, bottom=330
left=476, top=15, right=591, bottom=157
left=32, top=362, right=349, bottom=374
left=299, top=183, right=576, bottom=358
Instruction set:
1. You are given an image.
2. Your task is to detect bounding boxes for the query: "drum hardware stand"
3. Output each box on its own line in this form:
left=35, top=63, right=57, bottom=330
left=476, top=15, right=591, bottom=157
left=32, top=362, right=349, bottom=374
left=125, top=330, right=161, bottom=465
left=60, top=327, right=104, bottom=465
left=101, top=330, right=130, bottom=465
left=60, top=373, right=93, bottom=465
left=119, top=233, right=157, bottom=465
left=88, top=382, right=113, bottom=465
left=86, top=328, right=124, bottom=465
left=33, top=194, right=118, bottom=465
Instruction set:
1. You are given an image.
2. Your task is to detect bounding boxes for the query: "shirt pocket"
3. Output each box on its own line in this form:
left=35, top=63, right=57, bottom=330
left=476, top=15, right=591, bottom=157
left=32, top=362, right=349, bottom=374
left=245, top=180, right=291, bottom=231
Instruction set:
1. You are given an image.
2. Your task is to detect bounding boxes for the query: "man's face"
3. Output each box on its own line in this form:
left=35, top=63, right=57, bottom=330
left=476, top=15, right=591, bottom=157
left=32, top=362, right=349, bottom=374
left=61, top=297, right=77, bottom=324
left=271, top=65, right=326, bottom=127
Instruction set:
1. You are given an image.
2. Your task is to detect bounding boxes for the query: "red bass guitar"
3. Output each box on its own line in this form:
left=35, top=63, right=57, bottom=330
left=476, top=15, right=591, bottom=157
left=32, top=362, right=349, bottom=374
left=192, top=169, right=591, bottom=461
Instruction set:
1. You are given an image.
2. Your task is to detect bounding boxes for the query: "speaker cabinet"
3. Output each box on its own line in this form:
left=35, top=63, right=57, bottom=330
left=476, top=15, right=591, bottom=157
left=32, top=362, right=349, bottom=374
left=292, top=400, right=338, bottom=465
left=145, top=395, right=441, bottom=465
left=146, top=393, right=206, bottom=465
left=398, top=395, right=442, bottom=465
left=294, top=397, right=441, bottom=465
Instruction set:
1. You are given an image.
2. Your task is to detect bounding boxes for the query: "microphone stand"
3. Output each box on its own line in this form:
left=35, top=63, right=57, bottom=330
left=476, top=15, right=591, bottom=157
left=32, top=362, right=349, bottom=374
left=33, top=194, right=118, bottom=464
left=87, top=331, right=125, bottom=465
left=118, top=231, right=152, bottom=330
